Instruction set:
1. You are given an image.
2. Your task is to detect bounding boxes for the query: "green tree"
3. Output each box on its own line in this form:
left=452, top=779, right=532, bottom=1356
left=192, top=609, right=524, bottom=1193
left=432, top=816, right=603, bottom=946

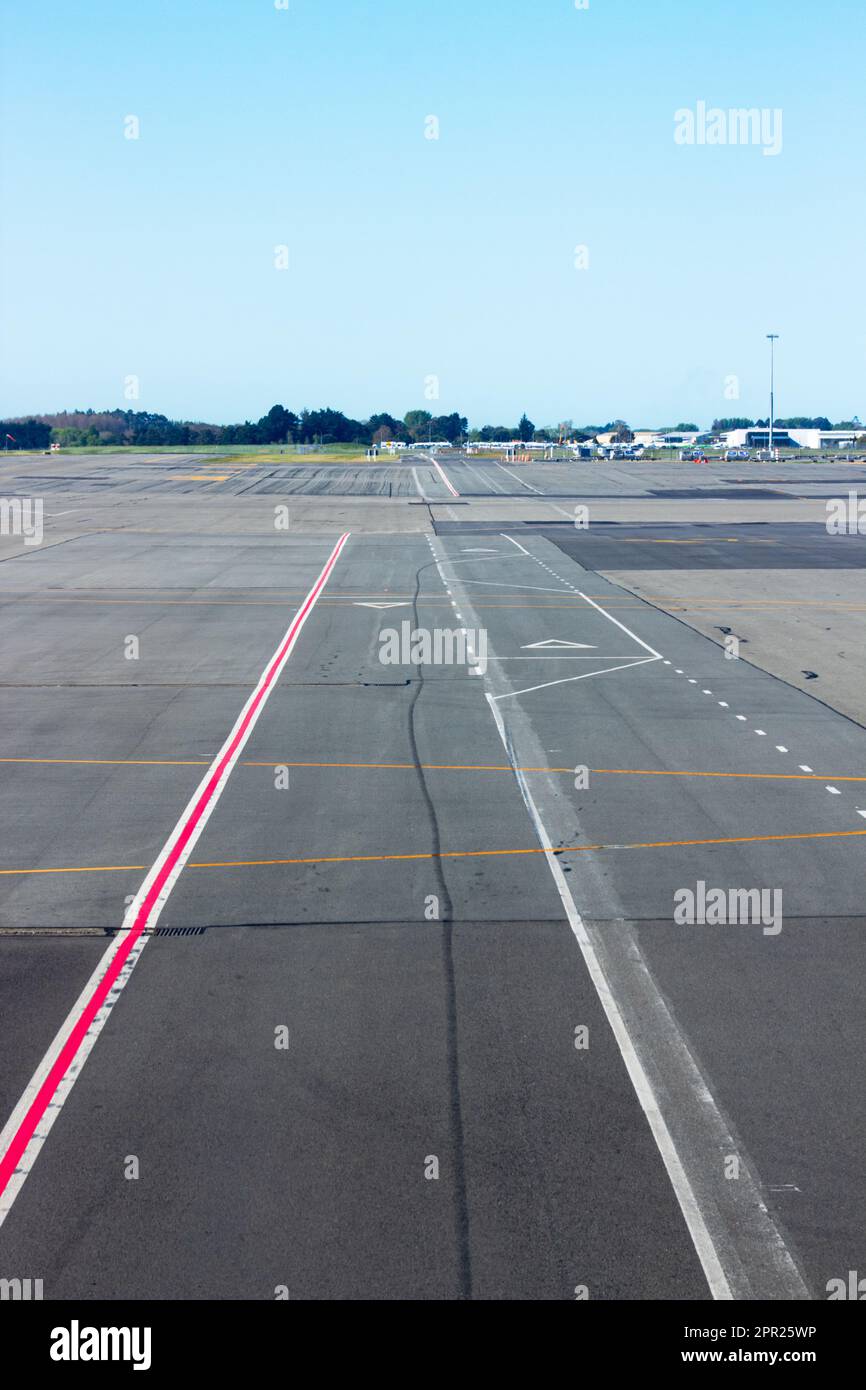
left=257, top=404, right=298, bottom=443
left=517, top=413, right=534, bottom=442
left=403, top=409, right=433, bottom=440
left=367, top=412, right=404, bottom=440
left=429, top=413, right=467, bottom=443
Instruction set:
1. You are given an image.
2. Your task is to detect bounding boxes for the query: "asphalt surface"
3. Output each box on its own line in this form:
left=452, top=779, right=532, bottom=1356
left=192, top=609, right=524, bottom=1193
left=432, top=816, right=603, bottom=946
left=1, top=451, right=865, bottom=1300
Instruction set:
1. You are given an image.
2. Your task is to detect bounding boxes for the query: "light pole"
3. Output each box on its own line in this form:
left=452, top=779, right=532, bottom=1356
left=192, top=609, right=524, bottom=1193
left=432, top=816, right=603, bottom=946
left=767, top=334, right=779, bottom=456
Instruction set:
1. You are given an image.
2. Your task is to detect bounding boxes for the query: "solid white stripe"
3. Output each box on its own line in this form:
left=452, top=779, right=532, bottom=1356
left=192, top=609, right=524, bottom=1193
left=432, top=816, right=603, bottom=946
left=486, top=693, right=734, bottom=1298
left=0, top=533, right=351, bottom=1230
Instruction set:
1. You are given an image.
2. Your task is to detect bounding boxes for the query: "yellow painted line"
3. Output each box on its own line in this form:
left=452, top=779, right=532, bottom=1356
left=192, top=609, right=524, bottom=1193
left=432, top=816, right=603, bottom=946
left=8, top=591, right=858, bottom=610
left=175, top=474, right=231, bottom=482
left=4, top=597, right=301, bottom=608
left=0, top=863, right=148, bottom=876
left=0, top=595, right=651, bottom=611
left=637, top=598, right=866, bottom=610
left=1, top=761, right=866, bottom=783
left=3, top=827, right=866, bottom=877
left=581, top=767, right=866, bottom=783
left=1, top=757, right=865, bottom=784
left=0, top=757, right=209, bottom=766
left=616, top=538, right=778, bottom=546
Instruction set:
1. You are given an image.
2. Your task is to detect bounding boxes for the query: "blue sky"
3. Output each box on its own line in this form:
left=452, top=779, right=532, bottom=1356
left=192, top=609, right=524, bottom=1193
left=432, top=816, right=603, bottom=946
left=1, top=0, right=863, bottom=428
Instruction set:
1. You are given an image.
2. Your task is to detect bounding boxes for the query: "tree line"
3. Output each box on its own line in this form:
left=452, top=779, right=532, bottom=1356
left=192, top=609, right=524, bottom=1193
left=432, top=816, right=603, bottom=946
left=2, top=408, right=861, bottom=451
left=1, top=407, right=611, bottom=450
left=712, top=416, right=862, bottom=431
left=0, top=407, right=475, bottom=449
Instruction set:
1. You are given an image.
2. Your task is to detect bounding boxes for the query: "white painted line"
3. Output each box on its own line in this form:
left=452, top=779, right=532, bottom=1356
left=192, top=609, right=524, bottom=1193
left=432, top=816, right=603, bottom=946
left=799, top=764, right=813, bottom=772
left=857, top=810, right=866, bottom=819
left=495, top=461, right=545, bottom=494
left=465, top=461, right=506, bottom=494
left=776, top=746, right=788, bottom=752
left=431, top=456, right=460, bottom=497
left=688, top=678, right=697, bottom=684
left=718, top=701, right=729, bottom=707
left=434, top=527, right=809, bottom=1301
left=675, top=669, right=684, bottom=675
left=754, top=730, right=766, bottom=736
left=0, top=533, right=353, bottom=1229
left=826, top=786, right=841, bottom=794
left=703, top=690, right=713, bottom=695
left=495, top=655, right=636, bottom=661
left=499, top=533, right=533, bottom=557
left=458, top=579, right=570, bottom=593
left=491, top=656, right=658, bottom=700
left=354, top=601, right=411, bottom=610
left=485, top=694, right=733, bottom=1299
left=522, top=639, right=596, bottom=650
left=576, top=588, right=662, bottom=660
left=411, top=466, right=431, bottom=501
left=736, top=715, right=747, bottom=721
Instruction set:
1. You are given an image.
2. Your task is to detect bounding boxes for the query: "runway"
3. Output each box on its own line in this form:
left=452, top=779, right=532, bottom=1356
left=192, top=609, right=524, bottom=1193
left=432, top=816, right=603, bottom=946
left=1, top=452, right=865, bottom=1299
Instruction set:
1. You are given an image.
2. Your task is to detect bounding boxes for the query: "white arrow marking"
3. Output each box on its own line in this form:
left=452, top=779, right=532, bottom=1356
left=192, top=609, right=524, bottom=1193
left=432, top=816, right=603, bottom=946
left=353, top=601, right=412, bottom=610
left=521, top=638, right=596, bottom=650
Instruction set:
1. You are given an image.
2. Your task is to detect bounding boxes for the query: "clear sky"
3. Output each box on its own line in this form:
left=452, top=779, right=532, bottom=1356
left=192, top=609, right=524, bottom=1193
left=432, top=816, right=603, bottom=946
left=1, top=0, right=863, bottom=428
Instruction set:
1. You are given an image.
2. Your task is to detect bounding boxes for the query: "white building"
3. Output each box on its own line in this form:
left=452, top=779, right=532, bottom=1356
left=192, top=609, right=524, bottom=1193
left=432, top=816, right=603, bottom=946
left=722, top=427, right=864, bottom=450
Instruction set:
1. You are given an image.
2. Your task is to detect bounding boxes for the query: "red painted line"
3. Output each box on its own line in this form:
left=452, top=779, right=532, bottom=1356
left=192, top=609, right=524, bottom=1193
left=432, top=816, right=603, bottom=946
left=0, top=532, right=351, bottom=1204
left=432, top=457, right=460, bottom=497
